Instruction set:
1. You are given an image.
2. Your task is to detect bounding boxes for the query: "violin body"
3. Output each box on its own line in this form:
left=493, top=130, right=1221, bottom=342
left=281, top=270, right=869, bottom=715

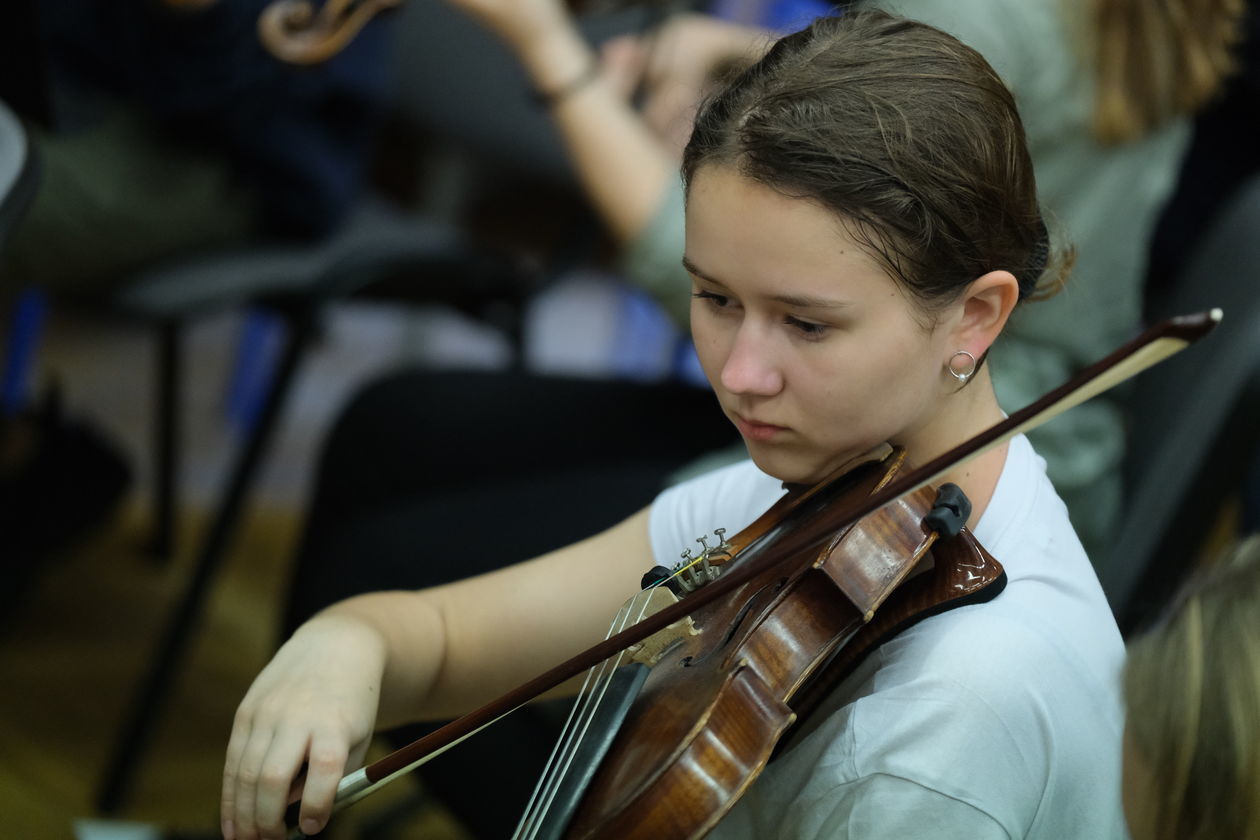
left=560, top=450, right=1005, bottom=839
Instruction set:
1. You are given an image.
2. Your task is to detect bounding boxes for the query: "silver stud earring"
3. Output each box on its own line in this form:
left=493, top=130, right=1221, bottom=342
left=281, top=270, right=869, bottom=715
left=947, top=350, right=977, bottom=383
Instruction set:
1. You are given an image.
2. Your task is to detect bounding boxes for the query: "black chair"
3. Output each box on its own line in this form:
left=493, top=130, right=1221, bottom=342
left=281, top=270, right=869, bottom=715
left=1098, top=172, right=1260, bottom=636
left=93, top=1, right=665, bottom=816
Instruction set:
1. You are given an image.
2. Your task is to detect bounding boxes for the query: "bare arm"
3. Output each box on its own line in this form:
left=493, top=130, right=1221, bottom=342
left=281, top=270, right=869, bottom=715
left=373, top=505, right=654, bottom=723
left=222, top=506, right=654, bottom=840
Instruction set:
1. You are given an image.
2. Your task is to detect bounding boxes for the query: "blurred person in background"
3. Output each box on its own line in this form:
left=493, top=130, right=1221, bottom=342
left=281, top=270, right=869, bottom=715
left=1122, top=532, right=1260, bottom=840
left=0, top=0, right=390, bottom=301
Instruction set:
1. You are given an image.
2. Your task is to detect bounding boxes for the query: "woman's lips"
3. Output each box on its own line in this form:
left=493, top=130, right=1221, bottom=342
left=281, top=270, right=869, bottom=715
left=733, top=413, right=788, bottom=441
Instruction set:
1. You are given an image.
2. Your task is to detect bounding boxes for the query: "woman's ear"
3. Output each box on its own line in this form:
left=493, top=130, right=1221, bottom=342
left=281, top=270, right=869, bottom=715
left=952, top=270, right=1020, bottom=355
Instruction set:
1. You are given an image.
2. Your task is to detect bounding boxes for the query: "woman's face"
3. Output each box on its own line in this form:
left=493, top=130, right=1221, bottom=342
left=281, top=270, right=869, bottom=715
left=685, top=165, right=956, bottom=485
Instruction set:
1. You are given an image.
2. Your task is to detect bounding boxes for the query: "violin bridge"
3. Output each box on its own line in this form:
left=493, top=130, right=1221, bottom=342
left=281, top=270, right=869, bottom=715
left=625, top=587, right=701, bottom=667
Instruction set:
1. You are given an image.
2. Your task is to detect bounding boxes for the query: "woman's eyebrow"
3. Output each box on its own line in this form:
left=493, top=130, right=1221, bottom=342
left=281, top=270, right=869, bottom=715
left=683, top=256, right=850, bottom=310
left=681, top=255, right=716, bottom=283
left=770, top=293, right=851, bottom=310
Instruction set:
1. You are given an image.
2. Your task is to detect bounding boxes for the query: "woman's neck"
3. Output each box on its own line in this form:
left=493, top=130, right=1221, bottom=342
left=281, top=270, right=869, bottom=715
left=897, top=370, right=1010, bottom=528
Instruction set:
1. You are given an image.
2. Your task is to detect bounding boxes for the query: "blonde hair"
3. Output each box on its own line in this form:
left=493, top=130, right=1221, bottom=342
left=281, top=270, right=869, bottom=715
left=1124, top=534, right=1260, bottom=840
left=1091, top=0, right=1246, bottom=143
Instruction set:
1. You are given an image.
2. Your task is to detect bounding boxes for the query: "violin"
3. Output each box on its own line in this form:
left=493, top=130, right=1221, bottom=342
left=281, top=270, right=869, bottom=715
left=525, top=448, right=1003, bottom=839
left=285, top=309, right=1219, bottom=839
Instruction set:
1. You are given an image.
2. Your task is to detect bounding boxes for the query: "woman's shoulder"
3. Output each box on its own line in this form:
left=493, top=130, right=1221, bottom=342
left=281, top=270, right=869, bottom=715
left=797, top=605, right=1126, bottom=836
left=874, top=599, right=1120, bottom=715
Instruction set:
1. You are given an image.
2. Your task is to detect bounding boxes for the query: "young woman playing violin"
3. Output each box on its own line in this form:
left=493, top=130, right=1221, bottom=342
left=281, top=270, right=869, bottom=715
left=222, top=11, right=1126, bottom=839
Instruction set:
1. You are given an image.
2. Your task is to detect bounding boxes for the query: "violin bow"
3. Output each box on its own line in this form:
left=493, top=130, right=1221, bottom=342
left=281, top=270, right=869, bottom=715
left=291, top=309, right=1221, bottom=836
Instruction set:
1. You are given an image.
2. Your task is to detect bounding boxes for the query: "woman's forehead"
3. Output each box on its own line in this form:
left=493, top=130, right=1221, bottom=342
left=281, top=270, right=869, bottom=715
left=685, top=167, right=891, bottom=289
left=688, top=168, right=847, bottom=242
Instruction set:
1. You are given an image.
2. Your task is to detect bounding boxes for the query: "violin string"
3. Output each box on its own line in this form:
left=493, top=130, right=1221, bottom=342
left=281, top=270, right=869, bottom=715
left=521, top=586, right=661, bottom=838
left=515, top=578, right=672, bottom=839
left=512, top=591, right=647, bottom=839
left=520, top=558, right=715, bottom=836
left=515, top=588, right=654, bottom=840
left=514, top=595, right=642, bottom=840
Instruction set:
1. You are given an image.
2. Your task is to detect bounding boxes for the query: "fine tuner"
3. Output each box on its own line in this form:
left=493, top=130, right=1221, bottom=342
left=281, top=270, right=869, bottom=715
left=640, top=528, right=733, bottom=596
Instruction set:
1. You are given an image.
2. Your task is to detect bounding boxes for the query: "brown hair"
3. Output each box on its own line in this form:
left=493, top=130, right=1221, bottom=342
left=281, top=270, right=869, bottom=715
left=682, top=10, right=1063, bottom=316
left=1124, top=534, right=1260, bottom=840
left=1091, top=0, right=1245, bottom=144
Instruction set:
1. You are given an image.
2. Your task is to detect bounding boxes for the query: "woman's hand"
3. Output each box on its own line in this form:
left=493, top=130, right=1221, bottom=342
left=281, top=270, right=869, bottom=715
left=221, top=615, right=387, bottom=840
left=601, top=13, right=772, bottom=153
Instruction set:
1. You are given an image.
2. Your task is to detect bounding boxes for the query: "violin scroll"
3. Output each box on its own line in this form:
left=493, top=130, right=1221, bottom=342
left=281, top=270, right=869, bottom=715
left=258, top=0, right=400, bottom=65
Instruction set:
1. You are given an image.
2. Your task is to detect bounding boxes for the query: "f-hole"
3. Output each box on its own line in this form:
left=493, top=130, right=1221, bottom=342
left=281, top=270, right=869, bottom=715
left=679, top=577, right=791, bottom=668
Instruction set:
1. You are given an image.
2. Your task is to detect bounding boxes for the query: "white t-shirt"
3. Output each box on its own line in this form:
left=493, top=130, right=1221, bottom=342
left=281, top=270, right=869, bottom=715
left=648, top=435, right=1127, bottom=839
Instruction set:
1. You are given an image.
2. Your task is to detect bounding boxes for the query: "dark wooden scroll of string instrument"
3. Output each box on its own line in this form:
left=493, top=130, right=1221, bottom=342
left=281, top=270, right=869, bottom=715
left=282, top=307, right=1222, bottom=840
left=245, top=0, right=674, bottom=65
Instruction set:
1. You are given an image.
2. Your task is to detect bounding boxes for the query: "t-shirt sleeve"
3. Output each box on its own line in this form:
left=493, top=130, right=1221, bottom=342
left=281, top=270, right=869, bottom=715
left=806, top=774, right=1012, bottom=840
left=619, top=175, right=692, bottom=326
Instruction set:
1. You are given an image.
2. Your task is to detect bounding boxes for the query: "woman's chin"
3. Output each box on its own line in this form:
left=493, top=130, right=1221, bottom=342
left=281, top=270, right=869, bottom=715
left=746, top=448, right=828, bottom=486
left=747, top=442, right=885, bottom=487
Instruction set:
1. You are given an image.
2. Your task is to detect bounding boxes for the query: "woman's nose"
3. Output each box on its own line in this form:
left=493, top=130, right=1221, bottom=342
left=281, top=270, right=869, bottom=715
left=720, top=325, right=783, bottom=396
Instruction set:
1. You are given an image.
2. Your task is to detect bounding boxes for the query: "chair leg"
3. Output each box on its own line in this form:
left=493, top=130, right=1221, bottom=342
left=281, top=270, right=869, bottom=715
left=148, top=321, right=180, bottom=562
left=96, top=301, right=319, bottom=815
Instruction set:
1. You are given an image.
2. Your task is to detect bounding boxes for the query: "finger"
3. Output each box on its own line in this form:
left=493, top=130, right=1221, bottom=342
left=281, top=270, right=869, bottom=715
left=599, top=36, right=646, bottom=100
left=293, top=727, right=352, bottom=837
left=232, top=719, right=279, bottom=840
left=221, top=712, right=254, bottom=840
left=253, top=726, right=316, bottom=840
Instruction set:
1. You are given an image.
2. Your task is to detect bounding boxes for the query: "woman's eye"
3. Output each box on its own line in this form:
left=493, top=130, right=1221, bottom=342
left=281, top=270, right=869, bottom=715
left=785, top=315, right=829, bottom=338
left=693, top=290, right=731, bottom=308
